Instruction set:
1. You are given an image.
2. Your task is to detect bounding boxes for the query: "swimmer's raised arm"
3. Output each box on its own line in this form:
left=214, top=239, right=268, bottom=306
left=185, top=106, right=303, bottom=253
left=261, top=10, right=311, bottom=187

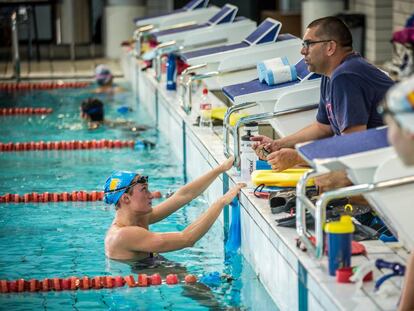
left=149, top=157, right=235, bottom=224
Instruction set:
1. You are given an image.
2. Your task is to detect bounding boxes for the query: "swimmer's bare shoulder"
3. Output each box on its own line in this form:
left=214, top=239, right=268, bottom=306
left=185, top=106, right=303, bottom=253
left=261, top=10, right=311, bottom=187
left=105, top=225, right=150, bottom=259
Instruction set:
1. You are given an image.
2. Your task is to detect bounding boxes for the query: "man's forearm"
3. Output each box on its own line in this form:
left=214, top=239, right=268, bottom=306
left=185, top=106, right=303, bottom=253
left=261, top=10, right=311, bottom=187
left=399, top=253, right=414, bottom=311
left=278, top=122, right=333, bottom=148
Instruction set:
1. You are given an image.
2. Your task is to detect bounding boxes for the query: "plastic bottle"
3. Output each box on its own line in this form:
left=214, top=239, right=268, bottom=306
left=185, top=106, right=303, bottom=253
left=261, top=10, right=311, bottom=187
left=199, top=88, right=212, bottom=128
left=166, top=53, right=177, bottom=90
left=240, top=130, right=257, bottom=182
left=325, top=215, right=355, bottom=276
left=244, top=122, right=259, bottom=137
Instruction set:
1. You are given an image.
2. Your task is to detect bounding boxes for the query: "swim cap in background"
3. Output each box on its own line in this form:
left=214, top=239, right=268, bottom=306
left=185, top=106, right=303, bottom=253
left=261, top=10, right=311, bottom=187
left=386, top=75, right=414, bottom=133
left=95, top=64, right=113, bottom=86
left=104, top=171, right=136, bottom=205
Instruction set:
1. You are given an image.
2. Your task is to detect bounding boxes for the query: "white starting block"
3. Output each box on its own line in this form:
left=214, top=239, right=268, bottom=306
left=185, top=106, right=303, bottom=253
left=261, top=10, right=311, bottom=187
left=134, top=0, right=220, bottom=29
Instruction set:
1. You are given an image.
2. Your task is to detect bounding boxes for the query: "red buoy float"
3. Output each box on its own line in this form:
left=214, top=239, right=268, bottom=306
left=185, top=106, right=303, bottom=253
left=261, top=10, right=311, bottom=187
left=184, top=274, right=197, bottom=284
left=150, top=273, right=162, bottom=285
left=137, top=274, right=149, bottom=287
left=166, top=274, right=179, bottom=285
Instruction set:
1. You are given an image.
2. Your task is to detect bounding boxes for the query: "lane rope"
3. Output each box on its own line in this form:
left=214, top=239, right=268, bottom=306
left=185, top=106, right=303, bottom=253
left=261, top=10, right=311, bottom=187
left=0, top=82, right=89, bottom=91
left=0, top=108, right=53, bottom=115
left=0, top=190, right=162, bottom=203
left=0, top=139, right=136, bottom=152
left=0, top=273, right=198, bottom=293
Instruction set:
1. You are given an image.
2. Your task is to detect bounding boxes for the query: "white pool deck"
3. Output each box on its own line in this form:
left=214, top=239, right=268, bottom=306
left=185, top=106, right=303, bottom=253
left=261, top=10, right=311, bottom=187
left=122, top=51, right=409, bottom=311
left=0, top=59, right=122, bottom=80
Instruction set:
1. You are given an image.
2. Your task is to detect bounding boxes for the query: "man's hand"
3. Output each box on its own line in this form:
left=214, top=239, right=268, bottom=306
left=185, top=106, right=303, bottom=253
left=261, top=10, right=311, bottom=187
left=314, top=171, right=352, bottom=193
left=221, top=183, right=246, bottom=205
left=251, top=136, right=283, bottom=159
left=267, top=148, right=301, bottom=171
left=218, top=156, right=235, bottom=172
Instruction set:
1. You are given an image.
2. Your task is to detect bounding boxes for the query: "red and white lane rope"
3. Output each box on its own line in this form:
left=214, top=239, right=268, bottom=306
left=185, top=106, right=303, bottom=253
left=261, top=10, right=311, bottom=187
left=0, top=273, right=198, bottom=293
left=0, top=107, right=53, bottom=115
left=0, top=139, right=136, bottom=152
left=0, top=81, right=89, bottom=91
left=0, top=190, right=162, bottom=204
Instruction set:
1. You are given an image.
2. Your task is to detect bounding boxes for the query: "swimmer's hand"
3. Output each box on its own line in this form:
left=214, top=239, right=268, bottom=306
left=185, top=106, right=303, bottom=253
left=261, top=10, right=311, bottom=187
left=218, top=156, right=235, bottom=172
left=221, top=183, right=246, bottom=205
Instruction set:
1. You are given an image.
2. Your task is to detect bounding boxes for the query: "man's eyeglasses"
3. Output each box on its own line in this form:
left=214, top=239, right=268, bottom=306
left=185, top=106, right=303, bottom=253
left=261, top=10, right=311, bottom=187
left=104, top=175, right=149, bottom=194
left=302, top=39, right=334, bottom=49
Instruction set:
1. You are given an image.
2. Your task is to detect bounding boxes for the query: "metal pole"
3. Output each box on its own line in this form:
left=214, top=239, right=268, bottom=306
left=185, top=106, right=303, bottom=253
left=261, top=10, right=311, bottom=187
left=11, top=11, right=21, bottom=82
left=70, top=0, right=75, bottom=61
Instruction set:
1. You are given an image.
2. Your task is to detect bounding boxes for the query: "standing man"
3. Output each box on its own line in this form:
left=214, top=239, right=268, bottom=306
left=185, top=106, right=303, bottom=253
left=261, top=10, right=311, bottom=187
left=253, top=16, right=394, bottom=172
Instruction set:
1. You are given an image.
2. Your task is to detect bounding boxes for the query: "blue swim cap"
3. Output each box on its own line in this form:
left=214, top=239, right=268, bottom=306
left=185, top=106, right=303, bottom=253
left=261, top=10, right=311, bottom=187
left=104, top=171, right=136, bottom=205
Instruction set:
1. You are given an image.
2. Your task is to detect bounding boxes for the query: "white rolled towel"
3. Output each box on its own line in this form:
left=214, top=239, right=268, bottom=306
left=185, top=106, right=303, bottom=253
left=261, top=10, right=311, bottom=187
left=264, top=65, right=297, bottom=85
left=257, top=56, right=289, bottom=82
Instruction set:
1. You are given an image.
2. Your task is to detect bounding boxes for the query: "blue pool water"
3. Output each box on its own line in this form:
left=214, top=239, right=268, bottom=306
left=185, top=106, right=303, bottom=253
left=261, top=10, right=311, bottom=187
left=0, top=83, right=278, bottom=310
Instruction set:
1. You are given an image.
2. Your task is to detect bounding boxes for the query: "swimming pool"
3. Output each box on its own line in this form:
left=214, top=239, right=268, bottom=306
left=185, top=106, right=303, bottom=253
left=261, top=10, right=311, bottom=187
left=0, top=83, right=278, bottom=310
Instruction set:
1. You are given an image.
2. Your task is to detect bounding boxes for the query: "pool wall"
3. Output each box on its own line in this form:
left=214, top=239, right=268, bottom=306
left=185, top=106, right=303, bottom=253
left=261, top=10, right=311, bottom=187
left=123, top=52, right=402, bottom=311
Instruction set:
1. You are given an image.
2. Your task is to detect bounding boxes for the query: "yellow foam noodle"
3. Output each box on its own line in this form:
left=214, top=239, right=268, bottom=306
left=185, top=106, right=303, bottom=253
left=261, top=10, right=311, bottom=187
left=210, top=107, right=248, bottom=126
left=251, top=169, right=314, bottom=187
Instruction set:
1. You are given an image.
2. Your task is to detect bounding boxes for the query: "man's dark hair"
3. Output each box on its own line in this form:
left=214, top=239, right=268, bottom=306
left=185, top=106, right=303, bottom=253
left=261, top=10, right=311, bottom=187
left=81, top=98, right=104, bottom=122
left=307, top=16, right=353, bottom=49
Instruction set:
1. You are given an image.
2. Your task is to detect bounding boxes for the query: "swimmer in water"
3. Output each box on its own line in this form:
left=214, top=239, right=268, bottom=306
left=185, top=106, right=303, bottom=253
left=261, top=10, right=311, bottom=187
left=93, top=64, right=125, bottom=94
left=80, top=97, right=150, bottom=133
left=103, top=157, right=244, bottom=265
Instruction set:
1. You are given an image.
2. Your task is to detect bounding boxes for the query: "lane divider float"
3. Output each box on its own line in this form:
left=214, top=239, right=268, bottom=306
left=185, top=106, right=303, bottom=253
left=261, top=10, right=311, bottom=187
left=0, top=81, right=89, bottom=91
left=0, top=139, right=136, bottom=152
left=0, top=108, right=53, bottom=115
left=0, top=273, right=198, bottom=293
left=0, top=190, right=162, bottom=203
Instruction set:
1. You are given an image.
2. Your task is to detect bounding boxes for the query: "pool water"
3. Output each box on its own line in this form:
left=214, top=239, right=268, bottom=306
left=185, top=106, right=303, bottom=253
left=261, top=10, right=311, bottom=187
left=0, top=83, right=278, bottom=310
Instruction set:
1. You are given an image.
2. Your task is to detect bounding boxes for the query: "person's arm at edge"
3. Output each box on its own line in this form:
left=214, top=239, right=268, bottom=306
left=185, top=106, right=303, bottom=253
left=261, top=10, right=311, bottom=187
left=148, top=157, right=234, bottom=224
left=399, top=252, right=414, bottom=311
left=117, top=184, right=244, bottom=253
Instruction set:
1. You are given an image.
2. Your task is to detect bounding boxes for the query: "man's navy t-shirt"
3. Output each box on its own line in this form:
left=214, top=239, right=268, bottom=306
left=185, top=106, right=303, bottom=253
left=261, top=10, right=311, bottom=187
left=316, top=53, right=394, bottom=135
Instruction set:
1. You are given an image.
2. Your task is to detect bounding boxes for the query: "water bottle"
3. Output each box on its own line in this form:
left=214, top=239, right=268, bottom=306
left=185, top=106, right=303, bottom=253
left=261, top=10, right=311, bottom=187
left=199, top=88, right=212, bottom=128
left=244, top=122, right=259, bottom=137
left=240, top=130, right=257, bottom=182
left=166, top=53, right=177, bottom=90
left=325, top=215, right=355, bottom=276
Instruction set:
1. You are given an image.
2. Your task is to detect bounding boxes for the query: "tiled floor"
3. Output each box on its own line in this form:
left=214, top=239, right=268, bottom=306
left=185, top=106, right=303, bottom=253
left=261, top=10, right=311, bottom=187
left=0, top=59, right=123, bottom=80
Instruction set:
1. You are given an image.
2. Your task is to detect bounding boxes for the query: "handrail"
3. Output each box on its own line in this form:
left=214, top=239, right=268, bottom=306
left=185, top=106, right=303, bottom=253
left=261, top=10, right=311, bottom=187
left=153, top=41, right=178, bottom=82
left=297, top=171, right=414, bottom=259
left=226, top=103, right=319, bottom=168
left=161, top=21, right=197, bottom=31
left=133, top=25, right=155, bottom=57
left=11, top=11, right=20, bottom=81
left=315, top=174, right=414, bottom=259
left=181, top=63, right=207, bottom=76
left=182, top=71, right=219, bottom=114
left=133, top=21, right=196, bottom=58
left=178, top=64, right=207, bottom=112
left=296, top=170, right=323, bottom=256
left=222, top=102, right=258, bottom=160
